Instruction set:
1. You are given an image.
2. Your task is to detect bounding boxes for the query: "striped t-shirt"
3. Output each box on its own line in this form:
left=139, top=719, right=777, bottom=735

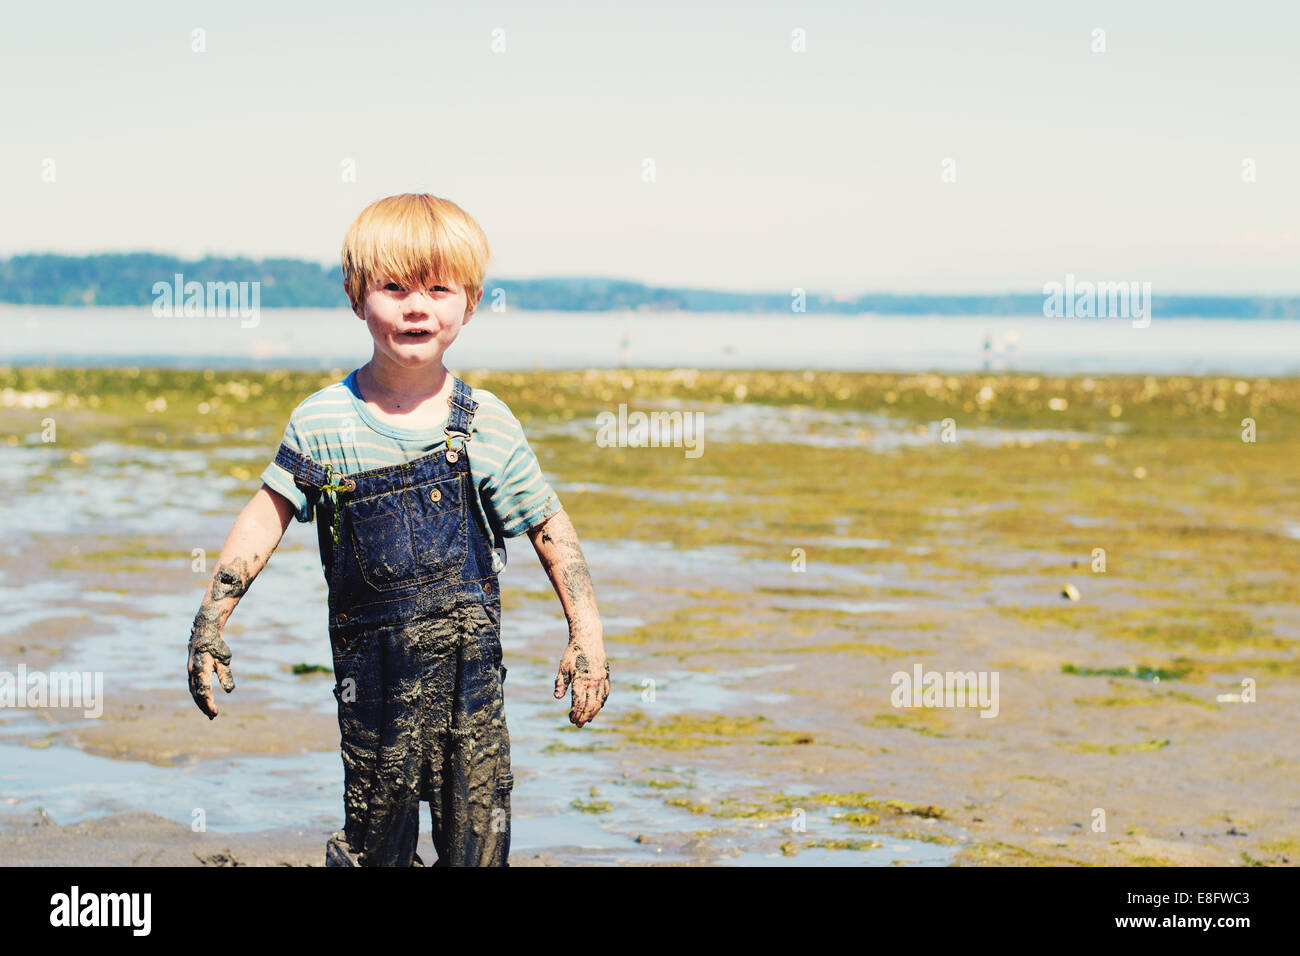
left=259, top=368, right=563, bottom=572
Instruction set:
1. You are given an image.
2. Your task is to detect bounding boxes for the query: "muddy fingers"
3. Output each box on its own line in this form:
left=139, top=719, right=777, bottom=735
left=214, top=659, right=236, bottom=693
left=188, top=651, right=217, bottom=719
left=556, top=638, right=609, bottom=725
left=554, top=667, right=572, bottom=700
left=570, top=665, right=612, bottom=725
left=188, top=605, right=235, bottom=719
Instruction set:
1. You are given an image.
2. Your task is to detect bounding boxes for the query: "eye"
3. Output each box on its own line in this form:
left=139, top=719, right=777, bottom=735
left=384, top=282, right=403, bottom=292
left=430, top=285, right=449, bottom=293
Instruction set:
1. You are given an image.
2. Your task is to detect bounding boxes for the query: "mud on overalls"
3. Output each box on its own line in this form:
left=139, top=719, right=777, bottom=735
left=274, top=375, right=512, bottom=867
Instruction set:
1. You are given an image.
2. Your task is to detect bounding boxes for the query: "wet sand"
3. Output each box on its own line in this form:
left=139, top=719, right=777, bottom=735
left=1, top=367, right=1297, bottom=866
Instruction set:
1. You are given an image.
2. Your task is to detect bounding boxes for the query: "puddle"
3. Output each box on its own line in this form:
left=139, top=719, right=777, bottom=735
left=0, top=577, right=88, bottom=638
left=16, top=542, right=338, bottom=714
left=0, top=742, right=339, bottom=831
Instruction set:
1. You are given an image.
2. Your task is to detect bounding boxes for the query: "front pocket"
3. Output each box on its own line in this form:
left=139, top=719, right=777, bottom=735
left=346, top=473, right=466, bottom=591
left=334, top=630, right=383, bottom=752
left=331, top=627, right=378, bottom=693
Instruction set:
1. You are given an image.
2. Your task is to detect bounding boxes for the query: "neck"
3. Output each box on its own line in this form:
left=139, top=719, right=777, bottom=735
left=358, top=357, right=450, bottom=407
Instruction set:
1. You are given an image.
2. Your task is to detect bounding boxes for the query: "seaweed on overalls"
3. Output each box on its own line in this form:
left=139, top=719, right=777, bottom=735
left=319, top=465, right=354, bottom=547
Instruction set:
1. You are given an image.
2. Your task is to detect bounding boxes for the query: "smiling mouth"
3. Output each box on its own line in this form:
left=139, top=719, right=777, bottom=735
left=400, top=330, right=431, bottom=338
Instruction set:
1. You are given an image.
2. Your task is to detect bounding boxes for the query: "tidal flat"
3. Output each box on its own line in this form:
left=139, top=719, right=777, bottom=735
left=0, top=366, right=1296, bottom=866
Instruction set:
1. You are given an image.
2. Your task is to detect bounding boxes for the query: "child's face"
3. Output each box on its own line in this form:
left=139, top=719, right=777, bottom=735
left=355, top=273, right=473, bottom=368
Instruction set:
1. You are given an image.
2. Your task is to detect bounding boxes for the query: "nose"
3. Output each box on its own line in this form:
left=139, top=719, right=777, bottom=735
left=402, top=288, right=434, bottom=316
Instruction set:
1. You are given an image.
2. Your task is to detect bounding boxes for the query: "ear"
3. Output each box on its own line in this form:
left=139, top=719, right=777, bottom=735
left=343, top=280, right=363, bottom=319
left=464, top=289, right=482, bottom=324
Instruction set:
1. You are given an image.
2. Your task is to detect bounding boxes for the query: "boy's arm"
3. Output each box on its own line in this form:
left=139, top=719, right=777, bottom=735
left=526, top=508, right=610, bottom=728
left=186, top=483, right=295, bottom=720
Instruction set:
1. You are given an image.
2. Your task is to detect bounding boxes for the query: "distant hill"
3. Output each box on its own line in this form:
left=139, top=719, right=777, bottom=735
left=1, top=253, right=1297, bottom=317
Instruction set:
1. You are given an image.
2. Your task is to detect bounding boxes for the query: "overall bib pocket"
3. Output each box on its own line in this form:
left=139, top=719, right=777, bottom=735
left=346, top=472, right=467, bottom=591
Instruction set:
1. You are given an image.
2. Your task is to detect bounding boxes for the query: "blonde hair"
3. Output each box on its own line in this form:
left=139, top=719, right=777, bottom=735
left=341, top=193, right=491, bottom=317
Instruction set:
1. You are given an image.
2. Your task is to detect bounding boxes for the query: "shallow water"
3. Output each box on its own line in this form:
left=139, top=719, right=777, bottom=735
left=4, top=308, right=1300, bottom=375
left=0, top=742, right=341, bottom=831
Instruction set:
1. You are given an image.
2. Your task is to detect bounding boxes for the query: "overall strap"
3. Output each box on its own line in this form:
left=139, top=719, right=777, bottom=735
left=273, top=442, right=355, bottom=494
left=443, top=374, right=505, bottom=571
left=444, top=375, right=478, bottom=442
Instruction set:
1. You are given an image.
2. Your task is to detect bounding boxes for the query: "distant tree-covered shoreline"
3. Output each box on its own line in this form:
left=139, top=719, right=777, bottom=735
left=1, top=253, right=1296, bottom=318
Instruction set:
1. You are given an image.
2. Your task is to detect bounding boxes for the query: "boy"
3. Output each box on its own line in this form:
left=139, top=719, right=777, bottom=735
left=184, top=193, right=610, bottom=867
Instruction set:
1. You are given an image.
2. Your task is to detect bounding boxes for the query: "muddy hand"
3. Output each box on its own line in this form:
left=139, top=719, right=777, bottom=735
left=554, top=639, right=610, bottom=727
left=187, top=607, right=235, bottom=719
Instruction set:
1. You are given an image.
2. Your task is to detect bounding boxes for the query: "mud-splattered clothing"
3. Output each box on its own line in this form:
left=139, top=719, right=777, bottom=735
left=260, top=368, right=563, bottom=575
left=274, top=374, right=516, bottom=867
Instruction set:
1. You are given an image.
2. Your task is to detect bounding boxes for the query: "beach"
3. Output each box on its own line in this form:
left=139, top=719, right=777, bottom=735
left=1, top=366, right=1296, bottom=866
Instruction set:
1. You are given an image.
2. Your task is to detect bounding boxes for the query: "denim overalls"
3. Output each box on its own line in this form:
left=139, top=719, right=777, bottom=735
left=273, top=375, right=512, bottom=867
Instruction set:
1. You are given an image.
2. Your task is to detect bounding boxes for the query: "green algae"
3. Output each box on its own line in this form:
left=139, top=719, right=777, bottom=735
left=1260, top=837, right=1300, bottom=855
left=570, top=798, right=612, bottom=814
left=864, top=711, right=950, bottom=737
left=610, top=604, right=755, bottom=646
left=955, top=841, right=1092, bottom=866
left=664, top=798, right=713, bottom=815
left=1061, top=663, right=1190, bottom=681
left=291, top=663, right=331, bottom=675
left=783, top=641, right=922, bottom=657
left=500, top=587, right=561, bottom=611
left=1055, top=737, right=1171, bottom=754
left=1072, top=688, right=1217, bottom=709
left=659, top=786, right=954, bottom=828
left=831, top=811, right=882, bottom=827
left=664, top=797, right=791, bottom=821
left=897, top=828, right=959, bottom=845
left=784, top=838, right=883, bottom=853
left=611, top=710, right=813, bottom=750
left=540, top=741, right=617, bottom=755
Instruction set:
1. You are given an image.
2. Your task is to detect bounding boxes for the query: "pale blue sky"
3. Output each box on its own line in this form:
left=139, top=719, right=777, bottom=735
left=2, top=0, right=1296, bottom=293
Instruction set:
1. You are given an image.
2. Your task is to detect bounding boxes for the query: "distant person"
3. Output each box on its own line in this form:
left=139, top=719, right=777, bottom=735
left=619, top=320, right=631, bottom=366
left=1002, top=329, right=1019, bottom=369
left=183, top=193, right=610, bottom=867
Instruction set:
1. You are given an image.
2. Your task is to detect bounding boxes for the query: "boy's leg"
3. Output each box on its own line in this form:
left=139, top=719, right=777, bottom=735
left=335, top=625, right=426, bottom=866
left=426, top=616, right=513, bottom=867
